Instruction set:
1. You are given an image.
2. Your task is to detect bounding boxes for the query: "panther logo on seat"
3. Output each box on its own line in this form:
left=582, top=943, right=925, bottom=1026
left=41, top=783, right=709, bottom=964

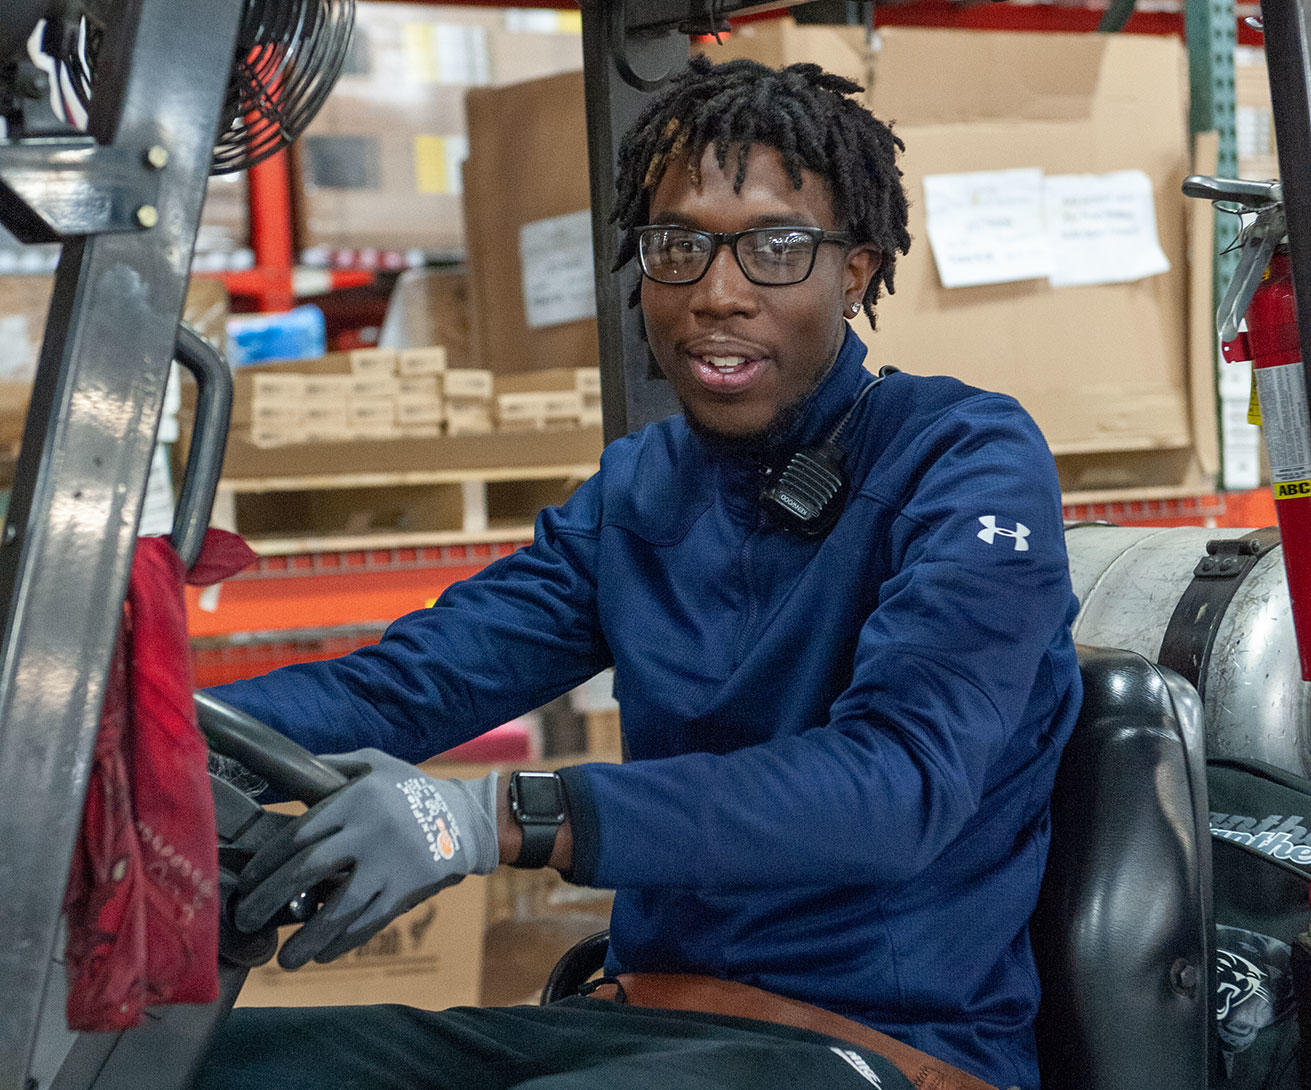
left=1215, top=947, right=1265, bottom=1020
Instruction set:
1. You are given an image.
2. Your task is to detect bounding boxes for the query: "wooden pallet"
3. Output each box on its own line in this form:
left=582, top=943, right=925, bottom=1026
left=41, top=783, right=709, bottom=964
left=211, top=463, right=594, bottom=555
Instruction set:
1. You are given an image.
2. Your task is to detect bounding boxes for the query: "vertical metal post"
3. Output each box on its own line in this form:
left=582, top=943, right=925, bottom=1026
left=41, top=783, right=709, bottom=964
left=578, top=2, right=685, bottom=441
left=1188, top=0, right=1240, bottom=183
left=1186, top=0, right=1240, bottom=480
left=0, top=2, right=245, bottom=1085
left=1262, top=0, right=1311, bottom=416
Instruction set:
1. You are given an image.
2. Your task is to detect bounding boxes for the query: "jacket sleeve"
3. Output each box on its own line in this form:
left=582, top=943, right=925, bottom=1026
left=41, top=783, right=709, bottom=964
left=560, top=396, right=1078, bottom=891
left=204, top=473, right=613, bottom=763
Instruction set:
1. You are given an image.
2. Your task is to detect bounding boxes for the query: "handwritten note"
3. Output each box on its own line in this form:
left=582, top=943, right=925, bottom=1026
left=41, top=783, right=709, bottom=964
left=922, top=168, right=1171, bottom=289
left=1043, top=171, right=1171, bottom=287
left=922, top=168, right=1049, bottom=288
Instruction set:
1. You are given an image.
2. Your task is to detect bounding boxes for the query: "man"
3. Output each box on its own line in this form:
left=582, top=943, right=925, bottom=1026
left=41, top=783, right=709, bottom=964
left=196, top=56, right=1081, bottom=1090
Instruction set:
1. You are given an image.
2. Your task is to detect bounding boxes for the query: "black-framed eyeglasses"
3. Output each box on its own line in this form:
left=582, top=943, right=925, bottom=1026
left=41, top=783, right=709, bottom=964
left=636, top=225, right=853, bottom=286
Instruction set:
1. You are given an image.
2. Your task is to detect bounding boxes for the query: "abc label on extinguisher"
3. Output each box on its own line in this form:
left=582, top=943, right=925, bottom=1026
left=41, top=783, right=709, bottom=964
left=1256, top=360, right=1311, bottom=497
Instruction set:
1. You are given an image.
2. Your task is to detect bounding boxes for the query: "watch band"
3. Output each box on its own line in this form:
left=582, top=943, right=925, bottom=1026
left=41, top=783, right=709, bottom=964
left=514, top=816, right=559, bottom=870
left=509, top=770, right=565, bottom=870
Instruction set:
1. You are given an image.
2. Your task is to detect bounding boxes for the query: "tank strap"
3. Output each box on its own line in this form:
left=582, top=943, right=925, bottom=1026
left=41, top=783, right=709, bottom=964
left=1157, top=526, right=1282, bottom=693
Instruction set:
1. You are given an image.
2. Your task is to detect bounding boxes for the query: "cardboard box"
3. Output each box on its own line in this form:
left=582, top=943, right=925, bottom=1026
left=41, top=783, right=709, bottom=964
left=196, top=171, right=250, bottom=256
left=236, top=871, right=489, bottom=1010
left=494, top=368, right=599, bottom=431
left=463, top=71, right=596, bottom=374
left=443, top=368, right=494, bottom=400
left=691, top=19, right=873, bottom=87
left=294, top=3, right=583, bottom=256
left=863, top=28, right=1214, bottom=499
left=1236, top=46, right=1279, bottom=181
left=399, top=347, right=450, bottom=376
left=294, top=94, right=470, bottom=256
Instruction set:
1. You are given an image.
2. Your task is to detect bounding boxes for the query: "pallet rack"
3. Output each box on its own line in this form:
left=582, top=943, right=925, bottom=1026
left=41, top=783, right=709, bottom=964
left=186, top=0, right=1278, bottom=660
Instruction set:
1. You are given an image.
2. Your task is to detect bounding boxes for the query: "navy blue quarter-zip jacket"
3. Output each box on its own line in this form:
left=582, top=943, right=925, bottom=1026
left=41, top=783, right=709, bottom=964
left=210, top=327, right=1082, bottom=1090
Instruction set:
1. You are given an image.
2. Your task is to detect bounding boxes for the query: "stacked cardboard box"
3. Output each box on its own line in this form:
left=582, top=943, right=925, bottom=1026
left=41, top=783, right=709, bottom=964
left=179, top=347, right=602, bottom=551
left=494, top=368, right=603, bottom=432
left=229, top=356, right=608, bottom=447
left=294, top=2, right=584, bottom=258
left=463, top=22, right=1217, bottom=503
left=232, top=348, right=495, bottom=447
left=442, top=367, right=496, bottom=436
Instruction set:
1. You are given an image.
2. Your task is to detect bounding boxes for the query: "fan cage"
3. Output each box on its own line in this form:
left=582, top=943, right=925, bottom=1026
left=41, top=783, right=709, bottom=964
left=214, top=0, right=356, bottom=175
left=42, top=0, right=355, bottom=175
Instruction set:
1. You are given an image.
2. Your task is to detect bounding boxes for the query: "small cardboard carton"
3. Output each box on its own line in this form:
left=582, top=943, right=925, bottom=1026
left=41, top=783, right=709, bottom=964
left=235, top=872, right=488, bottom=1010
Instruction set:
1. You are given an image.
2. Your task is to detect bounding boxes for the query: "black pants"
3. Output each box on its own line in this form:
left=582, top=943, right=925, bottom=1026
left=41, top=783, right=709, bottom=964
left=193, top=997, right=914, bottom=1090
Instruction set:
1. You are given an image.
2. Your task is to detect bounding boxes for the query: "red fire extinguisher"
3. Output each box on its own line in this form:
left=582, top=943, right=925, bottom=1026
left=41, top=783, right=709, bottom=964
left=1223, top=244, right=1311, bottom=680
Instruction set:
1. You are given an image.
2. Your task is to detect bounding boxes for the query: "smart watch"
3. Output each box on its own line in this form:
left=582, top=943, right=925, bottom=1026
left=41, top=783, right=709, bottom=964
left=508, top=770, right=566, bottom=869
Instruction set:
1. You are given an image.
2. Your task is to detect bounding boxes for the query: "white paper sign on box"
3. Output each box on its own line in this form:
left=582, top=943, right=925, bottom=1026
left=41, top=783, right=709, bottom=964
left=519, top=209, right=597, bottom=330
left=1043, top=170, right=1171, bottom=287
left=921, top=167, right=1048, bottom=289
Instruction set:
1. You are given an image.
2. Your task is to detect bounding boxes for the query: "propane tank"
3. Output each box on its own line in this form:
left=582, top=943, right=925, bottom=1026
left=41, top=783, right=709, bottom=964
left=1065, top=523, right=1311, bottom=777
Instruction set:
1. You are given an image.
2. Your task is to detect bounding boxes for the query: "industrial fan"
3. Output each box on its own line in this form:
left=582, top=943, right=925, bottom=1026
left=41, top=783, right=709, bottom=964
left=1, top=0, right=354, bottom=171
left=0, top=3, right=355, bottom=1090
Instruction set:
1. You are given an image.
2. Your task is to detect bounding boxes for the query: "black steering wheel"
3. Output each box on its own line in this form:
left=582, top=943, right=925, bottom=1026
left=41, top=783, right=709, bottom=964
left=194, top=692, right=353, bottom=965
left=195, top=692, right=349, bottom=806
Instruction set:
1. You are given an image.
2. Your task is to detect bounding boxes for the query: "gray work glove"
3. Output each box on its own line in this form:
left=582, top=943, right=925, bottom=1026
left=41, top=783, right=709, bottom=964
left=234, top=748, right=500, bottom=969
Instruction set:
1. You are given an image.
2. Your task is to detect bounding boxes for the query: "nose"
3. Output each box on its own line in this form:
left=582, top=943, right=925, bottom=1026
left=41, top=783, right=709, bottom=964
left=689, top=243, right=757, bottom=319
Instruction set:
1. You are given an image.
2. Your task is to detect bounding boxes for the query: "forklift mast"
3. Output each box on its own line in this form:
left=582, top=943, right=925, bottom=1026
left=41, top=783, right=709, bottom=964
left=4, top=1, right=1311, bottom=1089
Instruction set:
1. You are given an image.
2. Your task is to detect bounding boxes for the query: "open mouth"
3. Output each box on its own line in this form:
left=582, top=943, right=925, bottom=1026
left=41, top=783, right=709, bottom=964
left=689, top=352, right=766, bottom=391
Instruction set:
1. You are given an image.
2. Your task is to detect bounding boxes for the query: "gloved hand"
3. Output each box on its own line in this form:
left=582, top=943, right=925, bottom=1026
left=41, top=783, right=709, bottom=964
left=234, top=748, right=500, bottom=969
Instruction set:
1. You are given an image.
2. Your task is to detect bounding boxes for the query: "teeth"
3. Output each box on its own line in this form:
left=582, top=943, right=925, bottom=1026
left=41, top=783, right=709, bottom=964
left=704, top=355, right=747, bottom=369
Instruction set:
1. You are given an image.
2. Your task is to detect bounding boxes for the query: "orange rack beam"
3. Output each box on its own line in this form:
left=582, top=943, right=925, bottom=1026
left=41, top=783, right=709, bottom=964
left=186, top=541, right=531, bottom=639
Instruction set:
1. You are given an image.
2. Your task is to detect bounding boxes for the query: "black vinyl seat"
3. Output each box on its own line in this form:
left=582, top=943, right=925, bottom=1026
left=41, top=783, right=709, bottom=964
left=1031, top=644, right=1213, bottom=1090
left=544, top=645, right=1216, bottom=1089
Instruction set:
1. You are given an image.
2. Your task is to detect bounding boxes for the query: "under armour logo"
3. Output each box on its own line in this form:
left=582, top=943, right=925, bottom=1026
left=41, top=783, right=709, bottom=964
left=977, top=515, right=1030, bottom=551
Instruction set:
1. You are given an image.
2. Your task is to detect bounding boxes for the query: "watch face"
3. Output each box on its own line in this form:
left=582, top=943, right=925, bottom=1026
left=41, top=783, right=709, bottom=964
left=514, top=772, right=565, bottom=822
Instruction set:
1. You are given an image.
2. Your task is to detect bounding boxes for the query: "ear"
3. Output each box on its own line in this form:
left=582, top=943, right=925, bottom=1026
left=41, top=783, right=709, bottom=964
left=844, top=243, right=882, bottom=302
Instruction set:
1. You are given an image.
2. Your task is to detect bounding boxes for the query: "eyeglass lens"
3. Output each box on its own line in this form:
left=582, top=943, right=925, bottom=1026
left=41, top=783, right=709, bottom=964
left=639, top=227, right=821, bottom=285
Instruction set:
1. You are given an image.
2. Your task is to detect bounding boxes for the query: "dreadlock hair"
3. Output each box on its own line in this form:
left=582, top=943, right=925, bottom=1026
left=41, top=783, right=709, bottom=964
left=613, top=54, right=911, bottom=327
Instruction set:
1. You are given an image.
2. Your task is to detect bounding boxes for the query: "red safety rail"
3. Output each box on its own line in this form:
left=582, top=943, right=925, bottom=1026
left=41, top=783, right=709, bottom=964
left=186, top=541, right=532, bottom=640
left=1061, top=489, right=1277, bottom=529
left=191, top=628, right=380, bottom=688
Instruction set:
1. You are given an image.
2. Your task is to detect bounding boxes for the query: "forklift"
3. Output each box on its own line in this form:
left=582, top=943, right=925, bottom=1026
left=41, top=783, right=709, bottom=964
left=3, top=1, right=1311, bottom=1088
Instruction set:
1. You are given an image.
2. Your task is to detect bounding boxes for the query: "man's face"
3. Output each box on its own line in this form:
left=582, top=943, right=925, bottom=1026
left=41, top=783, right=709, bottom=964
left=640, top=143, right=881, bottom=444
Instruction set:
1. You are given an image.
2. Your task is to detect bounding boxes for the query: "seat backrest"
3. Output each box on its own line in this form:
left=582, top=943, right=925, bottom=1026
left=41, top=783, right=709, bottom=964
left=1031, top=644, right=1214, bottom=1090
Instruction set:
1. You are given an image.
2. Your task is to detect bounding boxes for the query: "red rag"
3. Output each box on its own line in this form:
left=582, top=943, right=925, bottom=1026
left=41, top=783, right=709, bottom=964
left=63, top=529, right=256, bottom=1031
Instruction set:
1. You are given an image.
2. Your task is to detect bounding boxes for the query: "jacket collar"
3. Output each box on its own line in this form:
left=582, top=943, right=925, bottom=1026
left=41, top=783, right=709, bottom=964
left=774, top=325, right=872, bottom=455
